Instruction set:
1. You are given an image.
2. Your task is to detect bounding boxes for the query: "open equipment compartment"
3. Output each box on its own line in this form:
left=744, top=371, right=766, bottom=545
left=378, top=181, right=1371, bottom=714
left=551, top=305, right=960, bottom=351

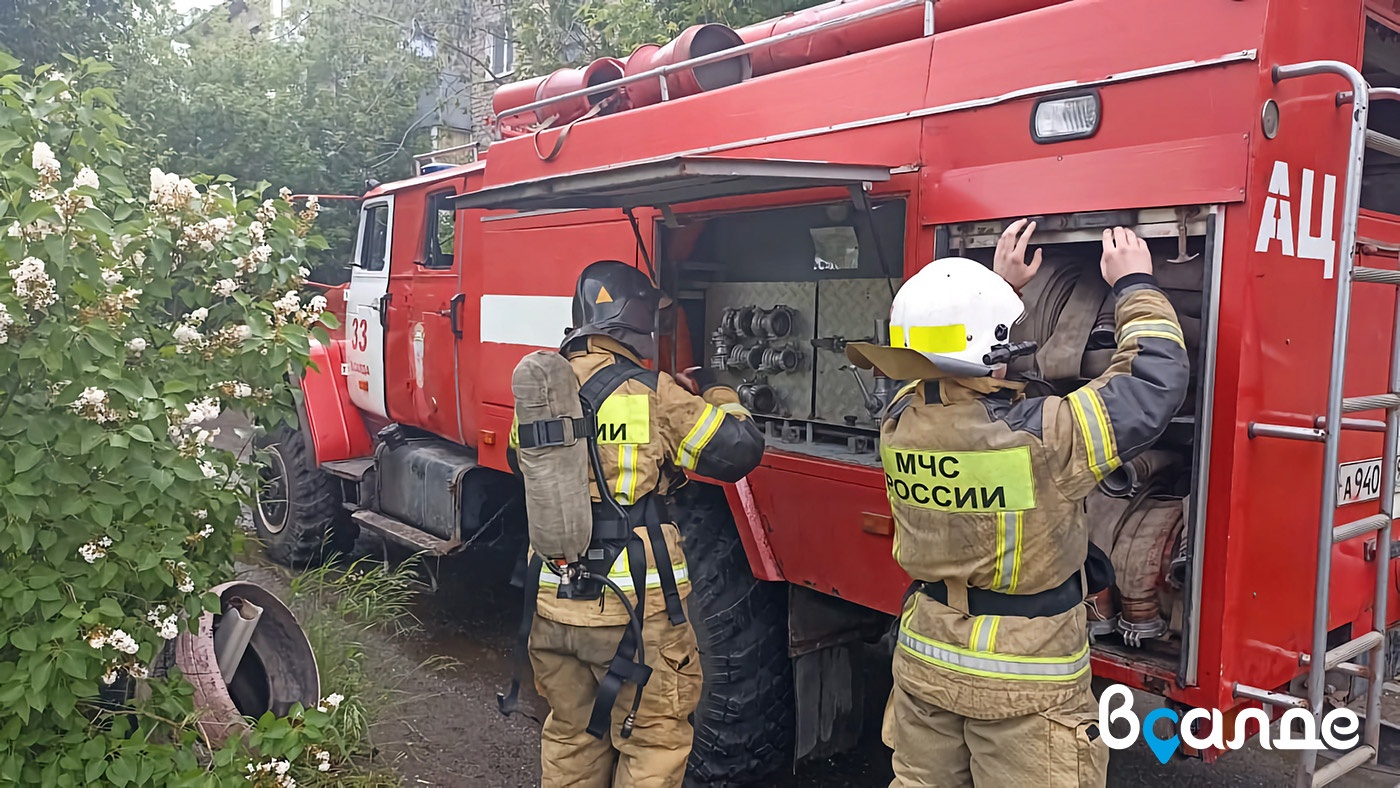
left=663, top=200, right=1217, bottom=679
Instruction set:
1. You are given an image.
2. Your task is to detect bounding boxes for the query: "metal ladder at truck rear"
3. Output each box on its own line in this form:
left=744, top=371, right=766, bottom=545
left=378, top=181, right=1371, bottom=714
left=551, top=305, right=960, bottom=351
left=1237, top=62, right=1400, bottom=787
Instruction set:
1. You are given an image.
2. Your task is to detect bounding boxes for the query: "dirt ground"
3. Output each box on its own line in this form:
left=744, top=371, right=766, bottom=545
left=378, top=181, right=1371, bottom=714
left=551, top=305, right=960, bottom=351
left=233, top=533, right=1400, bottom=788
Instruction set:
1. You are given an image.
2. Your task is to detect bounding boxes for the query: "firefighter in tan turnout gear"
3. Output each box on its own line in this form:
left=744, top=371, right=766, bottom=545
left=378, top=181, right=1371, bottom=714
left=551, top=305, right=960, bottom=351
left=847, top=224, right=1189, bottom=787
left=508, top=260, right=765, bottom=788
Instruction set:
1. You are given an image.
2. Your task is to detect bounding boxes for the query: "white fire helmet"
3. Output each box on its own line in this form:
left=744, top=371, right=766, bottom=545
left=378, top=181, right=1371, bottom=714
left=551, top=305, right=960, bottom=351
left=846, top=257, right=1025, bottom=380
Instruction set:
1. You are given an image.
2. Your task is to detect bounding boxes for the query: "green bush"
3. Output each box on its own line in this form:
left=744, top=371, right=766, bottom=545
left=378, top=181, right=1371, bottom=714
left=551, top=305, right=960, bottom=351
left=0, top=55, right=349, bottom=785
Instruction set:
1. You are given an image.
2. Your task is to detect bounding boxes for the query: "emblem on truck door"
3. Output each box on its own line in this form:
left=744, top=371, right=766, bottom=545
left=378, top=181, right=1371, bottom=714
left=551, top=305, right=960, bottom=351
left=1254, top=160, right=1339, bottom=277
left=412, top=322, right=425, bottom=389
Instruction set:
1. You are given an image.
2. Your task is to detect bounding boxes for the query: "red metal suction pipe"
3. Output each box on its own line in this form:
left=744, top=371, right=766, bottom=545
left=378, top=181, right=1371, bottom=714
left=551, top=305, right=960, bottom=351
left=738, top=0, right=1071, bottom=76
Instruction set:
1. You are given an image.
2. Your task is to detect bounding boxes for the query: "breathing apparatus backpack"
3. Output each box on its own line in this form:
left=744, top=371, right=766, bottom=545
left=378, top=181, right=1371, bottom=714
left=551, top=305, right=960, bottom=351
left=499, top=350, right=687, bottom=739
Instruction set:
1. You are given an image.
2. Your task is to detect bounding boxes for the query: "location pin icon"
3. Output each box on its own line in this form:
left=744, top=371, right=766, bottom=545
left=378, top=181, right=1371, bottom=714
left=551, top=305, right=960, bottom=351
left=1141, top=708, right=1181, bottom=765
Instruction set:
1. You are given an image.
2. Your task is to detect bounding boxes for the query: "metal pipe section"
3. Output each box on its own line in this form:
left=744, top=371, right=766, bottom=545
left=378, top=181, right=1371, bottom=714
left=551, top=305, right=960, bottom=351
left=212, top=597, right=264, bottom=684
left=1271, top=60, right=1371, bottom=788
left=1234, top=682, right=1311, bottom=710
left=736, top=0, right=1067, bottom=76
left=496, top=0, right=928, bottom=123
left=1247, top=422, right=1327, bottom=442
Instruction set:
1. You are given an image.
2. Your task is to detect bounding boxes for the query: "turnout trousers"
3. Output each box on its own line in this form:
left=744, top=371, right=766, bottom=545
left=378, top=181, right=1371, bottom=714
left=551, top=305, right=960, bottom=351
left=529, top=609, right=703, bottom=788
left=883, top=679, right=1107, bottom=788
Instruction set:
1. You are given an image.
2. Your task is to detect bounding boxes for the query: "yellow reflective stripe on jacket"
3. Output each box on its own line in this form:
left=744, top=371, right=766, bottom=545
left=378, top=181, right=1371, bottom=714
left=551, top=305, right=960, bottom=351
left=898, top=614, right=1090, bottom=681
left=991, top=511, right=1024, bottom=593
left=1119, top=318, right=1186, bottom=349
left=509, top=417, right=518, bottom=449
left=677, top=404, right=724, bottom=470
left=985, top=617, right=1001, bottom=652
left=595, top=393, right=650, bottom=445
left=969, top=616, right=997, bottom=652
left=614, top=444, right=639, bottom=505
left=1067, top=388, right=1120, bottom=481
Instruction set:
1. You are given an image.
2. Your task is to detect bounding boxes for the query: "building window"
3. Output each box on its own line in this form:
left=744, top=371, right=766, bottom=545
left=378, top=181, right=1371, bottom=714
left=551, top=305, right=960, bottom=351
left=485, top=30, right=514, bottom=77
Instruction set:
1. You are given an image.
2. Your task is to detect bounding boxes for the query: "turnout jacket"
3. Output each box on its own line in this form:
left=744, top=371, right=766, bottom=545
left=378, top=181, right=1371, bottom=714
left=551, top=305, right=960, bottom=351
left=512, top=336, right=765, bottom=627
left=883, top=274, right=1189, bottom=718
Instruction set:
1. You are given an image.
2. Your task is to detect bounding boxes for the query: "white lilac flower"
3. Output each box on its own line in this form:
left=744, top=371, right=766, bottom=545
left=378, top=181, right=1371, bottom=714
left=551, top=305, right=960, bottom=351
left=126, top=337, right=147, bottom=354
left=308, top=294, right=327, bottom=313
left=196, top=524, right=214, bottom=540
left=187, top=307, right=208, bottom=324
left=147, top=606, right=180, bottom=640
left=249, top=221, right=265, bottom=244
left=100, top=268, right=122, bottom=286
left=100, top=665, right=119, bottom=685
left=128, top=664, right=149, bottom=679
left=148, top=168, right=198, bottom=212
left=71, top=388, right=119, bottom=424
left=256, top=200, right=277, bottom=223
left=317, top=692, right=345, bottom=712
left=107, top=629, right=139, bottom=655
left=314, top=749, right=330, bottom=771
left=0, top=302, right=11, bottom=345
left=7, top=257, right=58, bottom=310
left=173, top=324, right=202, bottom=349
left=185, top=397, right=221, bottom=425
left=31, top=142, right=60, bottom=184
left=79, top=540, right=107, bottom=563
left=212, top=278, right=238, bottom=298
left=88, top=631, right=108, bottom=649
left=193, top=509, right=208, bottom=520
left=74, top=167, right=100, bottom=190
left=278, top=187, right=292, bottom=201
left=233, top=325, right=252, bottom=342
left=197, top=462, right=219, bottom=482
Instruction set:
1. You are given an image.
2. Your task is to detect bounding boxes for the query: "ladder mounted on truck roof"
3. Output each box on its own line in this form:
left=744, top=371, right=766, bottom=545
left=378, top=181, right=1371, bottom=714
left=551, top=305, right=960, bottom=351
left=1241, top=62, right=1400, bottom=788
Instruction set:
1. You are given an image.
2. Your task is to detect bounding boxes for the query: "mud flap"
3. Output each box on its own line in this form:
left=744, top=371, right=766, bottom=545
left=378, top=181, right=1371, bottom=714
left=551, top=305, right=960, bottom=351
left=789, top=586, right=889, bottom=764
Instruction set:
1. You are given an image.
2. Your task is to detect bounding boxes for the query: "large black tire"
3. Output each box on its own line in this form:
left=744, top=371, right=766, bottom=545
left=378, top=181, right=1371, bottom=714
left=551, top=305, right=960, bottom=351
left=676, top=482, right=795, bottom=786
left=252, top=425, right=355, bottom=567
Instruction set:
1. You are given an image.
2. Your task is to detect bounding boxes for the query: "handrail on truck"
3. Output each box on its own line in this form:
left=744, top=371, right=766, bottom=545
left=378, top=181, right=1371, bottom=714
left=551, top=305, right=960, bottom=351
left=1239, top=63, right=1400, bottom=788
left=496, top=0, right=936, bottom=124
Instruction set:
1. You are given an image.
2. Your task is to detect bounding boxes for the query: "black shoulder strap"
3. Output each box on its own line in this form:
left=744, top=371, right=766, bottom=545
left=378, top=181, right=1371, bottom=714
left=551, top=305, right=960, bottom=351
left=578, top=357, right=658, bottom=412
left=497, top=554, right=544, bottom=723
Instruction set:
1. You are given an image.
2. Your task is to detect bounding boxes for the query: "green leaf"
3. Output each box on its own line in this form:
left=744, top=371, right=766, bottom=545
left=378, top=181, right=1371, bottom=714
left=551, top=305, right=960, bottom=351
left=128, top=425, right=154, bottom=443
left=12, top=445, right=42, bottom=474
left=0, top=52, right=19, bottom=72
left=9, top=629, right=36, bottom=651
left=98, top=598, right=123, bottom=618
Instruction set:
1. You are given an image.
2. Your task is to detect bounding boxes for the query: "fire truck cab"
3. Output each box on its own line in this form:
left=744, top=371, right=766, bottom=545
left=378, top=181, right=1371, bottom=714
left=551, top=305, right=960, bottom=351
left=259, top=0, right=1400, bottom=784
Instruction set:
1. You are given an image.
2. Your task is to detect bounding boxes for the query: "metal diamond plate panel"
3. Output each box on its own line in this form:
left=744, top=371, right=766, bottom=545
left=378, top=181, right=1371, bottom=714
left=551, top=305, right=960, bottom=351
left=813, top=278, right=900, bottom=427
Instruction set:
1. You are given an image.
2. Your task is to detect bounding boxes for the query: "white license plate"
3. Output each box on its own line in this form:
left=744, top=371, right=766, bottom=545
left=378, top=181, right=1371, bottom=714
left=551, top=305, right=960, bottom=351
left=1337, top=457, right=1400, bottom=505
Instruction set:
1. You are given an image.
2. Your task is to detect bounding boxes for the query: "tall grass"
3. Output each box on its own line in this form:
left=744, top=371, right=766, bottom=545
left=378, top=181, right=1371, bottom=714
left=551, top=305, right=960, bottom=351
left=281, top=553, right=426, bottom=787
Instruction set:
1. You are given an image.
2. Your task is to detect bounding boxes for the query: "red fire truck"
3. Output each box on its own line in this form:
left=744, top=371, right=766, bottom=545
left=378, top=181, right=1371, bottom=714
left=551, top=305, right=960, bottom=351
left=253, top=0, right=1400, bottom=784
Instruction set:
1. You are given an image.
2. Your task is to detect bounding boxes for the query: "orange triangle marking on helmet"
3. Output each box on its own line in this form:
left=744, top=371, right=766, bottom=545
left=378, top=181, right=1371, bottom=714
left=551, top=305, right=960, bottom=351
left=595, top=285, right=613, bottom=304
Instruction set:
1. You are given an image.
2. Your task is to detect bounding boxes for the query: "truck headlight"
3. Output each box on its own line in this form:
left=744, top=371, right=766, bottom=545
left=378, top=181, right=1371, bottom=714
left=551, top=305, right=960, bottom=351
left=1032, top=92, right=1100, bottom=143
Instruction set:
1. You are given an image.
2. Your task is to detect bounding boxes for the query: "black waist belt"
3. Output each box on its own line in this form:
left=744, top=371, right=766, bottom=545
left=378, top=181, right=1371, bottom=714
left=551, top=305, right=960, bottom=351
left=919, top=572, right=1083, bottom=619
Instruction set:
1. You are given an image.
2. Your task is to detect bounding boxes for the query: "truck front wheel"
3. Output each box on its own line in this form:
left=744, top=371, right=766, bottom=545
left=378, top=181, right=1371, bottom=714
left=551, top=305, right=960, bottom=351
left=674, top=482, right=795, bottom=786
left=253, top=425, right=355, bottom=567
